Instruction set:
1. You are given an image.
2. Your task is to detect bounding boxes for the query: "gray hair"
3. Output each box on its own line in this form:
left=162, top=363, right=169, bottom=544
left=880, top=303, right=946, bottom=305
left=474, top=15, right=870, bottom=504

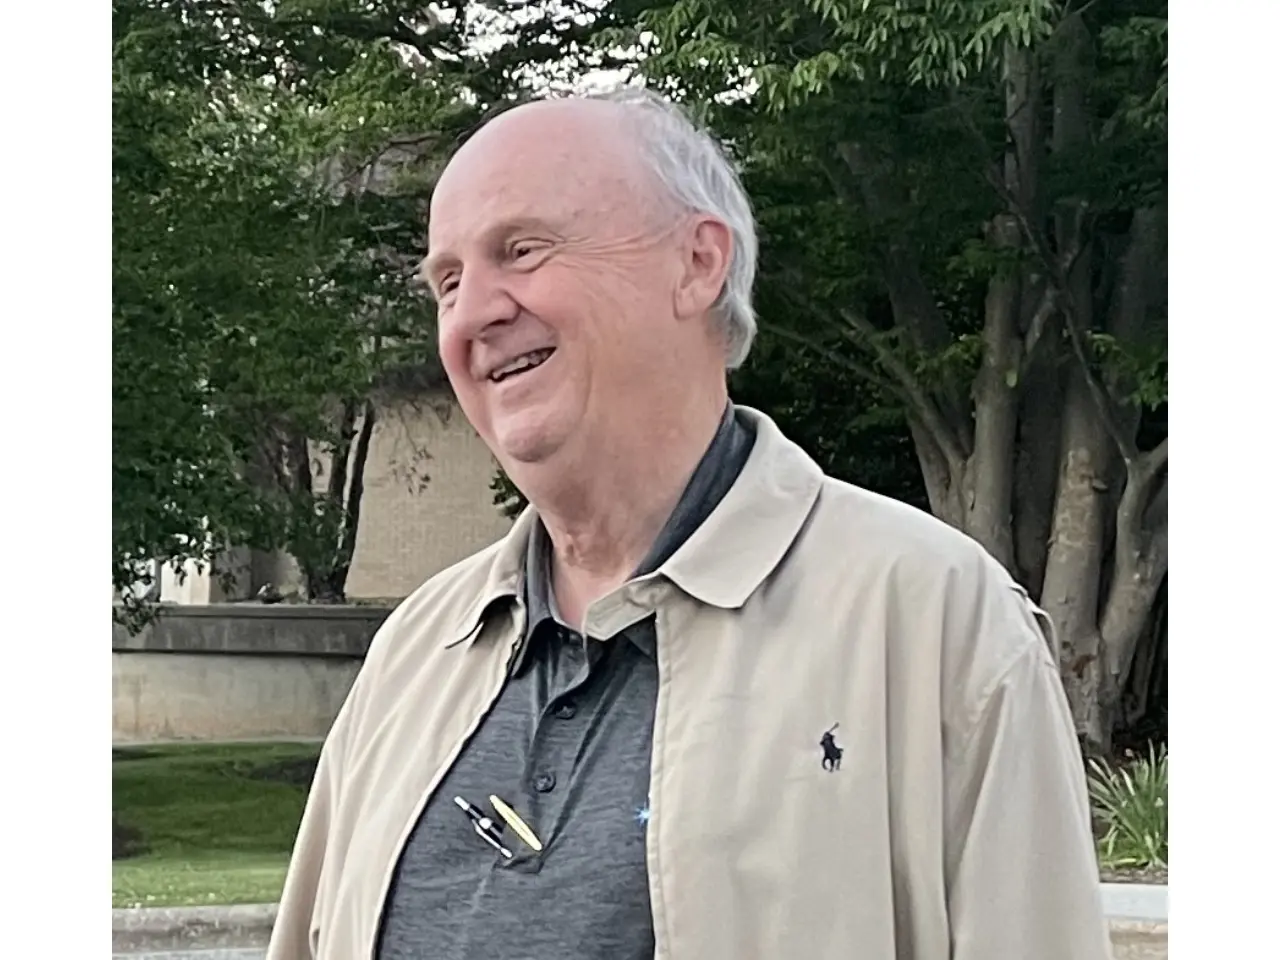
left=590, top=86, right=758, bottom=370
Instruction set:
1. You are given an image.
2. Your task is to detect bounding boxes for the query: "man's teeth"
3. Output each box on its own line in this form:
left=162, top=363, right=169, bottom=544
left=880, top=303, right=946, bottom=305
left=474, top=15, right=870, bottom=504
left=491, top=349, right=553, bottom=381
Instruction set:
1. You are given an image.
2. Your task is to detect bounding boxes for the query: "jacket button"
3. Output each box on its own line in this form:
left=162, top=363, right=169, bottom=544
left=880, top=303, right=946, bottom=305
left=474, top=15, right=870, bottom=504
left=532, top=771, right=557, bottom=793
left=553, top=701, right=577, bottom=720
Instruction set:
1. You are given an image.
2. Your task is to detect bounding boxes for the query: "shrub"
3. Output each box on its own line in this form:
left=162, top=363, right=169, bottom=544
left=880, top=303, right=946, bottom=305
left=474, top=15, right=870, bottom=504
left=1087, top=743, right=1168, bottom=869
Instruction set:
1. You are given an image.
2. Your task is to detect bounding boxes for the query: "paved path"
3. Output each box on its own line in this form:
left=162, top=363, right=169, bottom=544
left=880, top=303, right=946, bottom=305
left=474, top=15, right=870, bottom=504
left=113, top=930, right=1168, bottom=960
left=114, top=888, right=1168, bottom=960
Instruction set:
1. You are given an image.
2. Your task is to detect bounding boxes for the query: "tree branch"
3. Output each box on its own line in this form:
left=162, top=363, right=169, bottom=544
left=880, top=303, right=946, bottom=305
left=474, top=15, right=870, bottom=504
left=818, top=142, right=973, bottom=447
left=1114, top=437, right=1168, bottom=571
left=1133, top=437, right=1168, bottom=497
left=1020, top=285, right=1060, bottom=376
left=1100, top=436, right=1168, bottom=678
left=760, top=321, right=903, bottom=398
left=326, top=399, right=360, bottom=509
left=834, top=142, right=956, bottom=355
left=838, top=308, right=968, bottom=470
left=335, top=131, right=444, bottom=194
left=336, top=400, right=377, bottom=575
left=950, top=93, right=1140, bottom=466
left=1059, top=295, right=1141, bottom=464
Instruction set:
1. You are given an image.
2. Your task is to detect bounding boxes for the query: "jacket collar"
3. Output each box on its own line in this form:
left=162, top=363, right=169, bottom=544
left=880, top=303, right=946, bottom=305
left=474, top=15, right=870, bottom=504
left=442, top=507, right=533, bottom=647
left=444, top=405, right=824, bottom=645
left=658, top=406, right=824, bottom=609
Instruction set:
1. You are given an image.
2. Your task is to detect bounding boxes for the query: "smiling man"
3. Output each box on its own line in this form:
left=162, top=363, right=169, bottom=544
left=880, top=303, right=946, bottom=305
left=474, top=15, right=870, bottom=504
left=266, top=89, right=1111, bottom=960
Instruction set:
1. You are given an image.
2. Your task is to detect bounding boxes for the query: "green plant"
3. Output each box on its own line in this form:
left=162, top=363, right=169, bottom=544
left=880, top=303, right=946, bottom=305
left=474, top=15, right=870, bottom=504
left=1088, top=744, right=1168, bottom=869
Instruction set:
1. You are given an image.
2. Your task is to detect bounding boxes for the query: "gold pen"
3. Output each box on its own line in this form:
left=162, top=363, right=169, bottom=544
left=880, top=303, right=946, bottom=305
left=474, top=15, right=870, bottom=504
left=489, top=794, right=544, bottom=852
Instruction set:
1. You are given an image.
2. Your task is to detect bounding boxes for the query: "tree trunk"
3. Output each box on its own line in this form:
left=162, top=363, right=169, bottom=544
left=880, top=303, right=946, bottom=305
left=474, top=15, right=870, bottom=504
left=1008, top=43, right=1060, bottom=596
left=1095, top=208, right=1167, bottom=711
left=304, top=399, right=377, bottom=603
left=966, top=211, right=1021, bottom=573
left=1122, top=581, right=1166, bottom=730
left=1040, top=367, right=1116, bottom=748
left=1012, top=341, right=1063, bottom=598
left=908, top=417, right=966, bottom=529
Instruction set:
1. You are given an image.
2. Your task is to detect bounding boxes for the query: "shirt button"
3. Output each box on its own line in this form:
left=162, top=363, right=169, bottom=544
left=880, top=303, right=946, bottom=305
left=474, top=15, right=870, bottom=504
left=553, top=701, right=577, bottom=720
left=532, top=771, right=557, bottom=793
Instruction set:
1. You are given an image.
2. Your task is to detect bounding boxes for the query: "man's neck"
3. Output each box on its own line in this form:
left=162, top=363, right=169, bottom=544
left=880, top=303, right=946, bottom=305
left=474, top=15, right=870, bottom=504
left=523, top=392, right=728, bottom=628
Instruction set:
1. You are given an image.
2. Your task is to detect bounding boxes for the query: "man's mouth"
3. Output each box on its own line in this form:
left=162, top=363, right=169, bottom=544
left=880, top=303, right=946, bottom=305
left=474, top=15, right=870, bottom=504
left=489, top=348, right=555, bottom=383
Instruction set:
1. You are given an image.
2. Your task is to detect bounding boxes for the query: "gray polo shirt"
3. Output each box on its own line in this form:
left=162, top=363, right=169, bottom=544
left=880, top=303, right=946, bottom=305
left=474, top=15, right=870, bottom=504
left=376, top=404, right=755, bottom=960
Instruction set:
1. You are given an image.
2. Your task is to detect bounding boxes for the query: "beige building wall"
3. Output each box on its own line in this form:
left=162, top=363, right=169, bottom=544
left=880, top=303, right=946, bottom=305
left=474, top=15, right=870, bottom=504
left=116, top=394, right=511, bottom=605
left=343, top=394, right=513, bottom=600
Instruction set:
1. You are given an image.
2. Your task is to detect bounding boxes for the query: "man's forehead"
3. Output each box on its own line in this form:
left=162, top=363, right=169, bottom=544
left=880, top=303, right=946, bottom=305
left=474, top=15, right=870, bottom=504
left=428, top=104, right=654, bottom=260
left=432, top=101, right=645, bottom=216
left=458, top=98, right=631, bottom=165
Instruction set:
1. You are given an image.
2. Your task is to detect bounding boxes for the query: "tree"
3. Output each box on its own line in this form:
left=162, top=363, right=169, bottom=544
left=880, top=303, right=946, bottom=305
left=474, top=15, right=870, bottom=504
left=113, top=0, right=669, bottom=604
left=113, top=0, right=472, bottom=605
left=615, top=0, right=1167, bottom=751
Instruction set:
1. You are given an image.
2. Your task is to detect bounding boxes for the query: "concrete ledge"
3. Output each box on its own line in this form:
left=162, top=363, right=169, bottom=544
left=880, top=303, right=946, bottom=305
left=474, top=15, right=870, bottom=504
left=1109, top=919, right=1169, bottom=960
left=113, top=603, right=393, bottom=657
left=112, top=895, right=1168, bottom=956
left=113, top=904, right=277, bottom=952
left=1101, top=882, right=1168, bottom=921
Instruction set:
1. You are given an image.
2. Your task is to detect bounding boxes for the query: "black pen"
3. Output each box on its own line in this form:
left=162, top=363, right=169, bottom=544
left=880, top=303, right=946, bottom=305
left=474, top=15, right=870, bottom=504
left=454, top=795, right=513, bottom=858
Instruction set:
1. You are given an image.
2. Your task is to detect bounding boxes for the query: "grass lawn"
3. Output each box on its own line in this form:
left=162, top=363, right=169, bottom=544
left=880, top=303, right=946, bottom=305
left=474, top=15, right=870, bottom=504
left=116, top=740, right=1166, bottom=908
left=113, top=742, right=320, bottom=908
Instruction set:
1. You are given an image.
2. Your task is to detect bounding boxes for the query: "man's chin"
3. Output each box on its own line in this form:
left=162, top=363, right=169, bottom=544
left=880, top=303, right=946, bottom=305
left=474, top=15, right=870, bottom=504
left=492, top=421, right=564, bottom=467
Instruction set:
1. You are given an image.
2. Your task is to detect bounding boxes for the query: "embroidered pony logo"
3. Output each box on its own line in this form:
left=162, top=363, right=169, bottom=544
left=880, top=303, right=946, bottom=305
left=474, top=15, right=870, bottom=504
left=820, top=724, right=843, bottom=772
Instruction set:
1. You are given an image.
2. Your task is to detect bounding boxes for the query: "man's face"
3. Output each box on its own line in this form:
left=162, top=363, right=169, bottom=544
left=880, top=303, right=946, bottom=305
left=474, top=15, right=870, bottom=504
left=424, top=102, right=689, bottom=468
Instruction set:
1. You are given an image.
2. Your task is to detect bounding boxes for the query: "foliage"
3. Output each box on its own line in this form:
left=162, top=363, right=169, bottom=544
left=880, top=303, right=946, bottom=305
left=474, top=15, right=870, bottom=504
left=1088, top=744, right=1168, bottom=869
left=491, top=468, right=528, bottom=521
left=113, top=0, right=673, bottom=604
left=112, top=0, right=471, bottom=606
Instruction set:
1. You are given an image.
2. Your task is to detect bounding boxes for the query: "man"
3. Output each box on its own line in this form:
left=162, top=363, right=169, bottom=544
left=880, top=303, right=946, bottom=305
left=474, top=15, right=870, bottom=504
left=267, top=88, right=1111, bottom=960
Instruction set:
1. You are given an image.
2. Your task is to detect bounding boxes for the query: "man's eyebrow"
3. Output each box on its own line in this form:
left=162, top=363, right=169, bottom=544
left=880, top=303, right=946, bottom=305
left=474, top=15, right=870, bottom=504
left=500, top=215, right=560, bottom=235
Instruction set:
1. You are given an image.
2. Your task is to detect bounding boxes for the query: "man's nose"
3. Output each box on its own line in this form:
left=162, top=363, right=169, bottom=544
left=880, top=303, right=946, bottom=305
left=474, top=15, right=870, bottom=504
left=450, top=266, right=520, bottom=340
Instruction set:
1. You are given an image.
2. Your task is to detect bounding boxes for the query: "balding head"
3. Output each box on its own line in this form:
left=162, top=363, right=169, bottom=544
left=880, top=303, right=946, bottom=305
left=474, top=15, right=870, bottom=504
left=440, top=98, right=657, bottom=207
left=425, top=88, right=752, bottom=479
left=428, top=98, right=676, bottom=282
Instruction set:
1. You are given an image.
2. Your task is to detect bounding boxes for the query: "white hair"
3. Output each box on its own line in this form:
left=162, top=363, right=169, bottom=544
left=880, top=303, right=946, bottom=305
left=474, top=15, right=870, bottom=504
left=589, top=86, right=759, bottom=370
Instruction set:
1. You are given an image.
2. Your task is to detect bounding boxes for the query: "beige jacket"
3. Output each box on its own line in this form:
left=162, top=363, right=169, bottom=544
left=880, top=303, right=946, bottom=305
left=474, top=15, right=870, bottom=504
left=268, top=408, right=1111, bottom=960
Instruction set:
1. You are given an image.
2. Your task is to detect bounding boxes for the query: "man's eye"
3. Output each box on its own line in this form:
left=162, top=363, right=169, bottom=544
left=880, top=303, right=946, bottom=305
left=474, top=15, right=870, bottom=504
left=511, top=241, right=542, bottom=261
left=438, top=276, right=459, bottom=295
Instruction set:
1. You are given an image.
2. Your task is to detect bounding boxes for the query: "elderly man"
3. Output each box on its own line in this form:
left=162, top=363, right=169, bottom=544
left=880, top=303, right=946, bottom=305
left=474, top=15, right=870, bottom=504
left=267, top=89, right=1111, bottom=960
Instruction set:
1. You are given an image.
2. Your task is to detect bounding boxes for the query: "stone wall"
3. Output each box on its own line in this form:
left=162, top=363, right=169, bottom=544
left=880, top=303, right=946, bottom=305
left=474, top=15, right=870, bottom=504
left=112, top=604, right=391, bottom=743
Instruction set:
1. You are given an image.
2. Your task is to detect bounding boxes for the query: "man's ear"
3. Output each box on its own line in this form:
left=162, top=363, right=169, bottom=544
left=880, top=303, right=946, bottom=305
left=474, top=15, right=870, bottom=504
left=673, top=214, right=733, bottom=321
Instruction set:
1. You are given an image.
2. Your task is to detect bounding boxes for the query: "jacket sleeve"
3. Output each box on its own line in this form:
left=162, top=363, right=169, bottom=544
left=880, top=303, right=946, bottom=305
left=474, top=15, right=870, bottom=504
left=943, top=622, right=1113, bottom=960
left=265, top=704, right=351, bottom=960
